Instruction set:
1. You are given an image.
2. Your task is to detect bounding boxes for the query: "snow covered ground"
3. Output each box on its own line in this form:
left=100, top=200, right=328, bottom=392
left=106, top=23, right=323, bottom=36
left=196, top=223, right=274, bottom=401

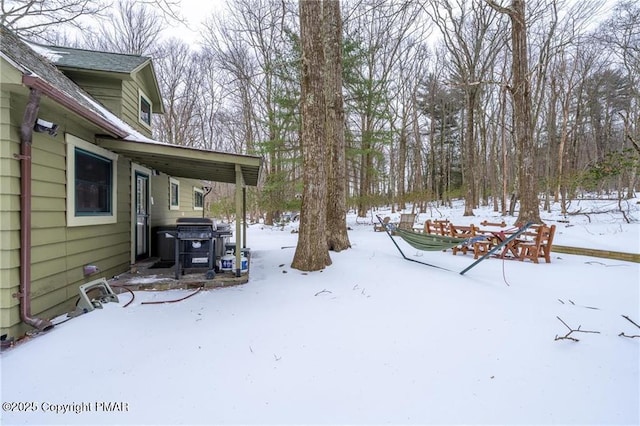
left=1, top=199, right=639, bottom=425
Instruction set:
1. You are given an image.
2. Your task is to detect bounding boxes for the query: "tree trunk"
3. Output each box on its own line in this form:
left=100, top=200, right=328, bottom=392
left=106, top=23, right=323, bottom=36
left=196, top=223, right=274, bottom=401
left=292, top=0, right=332, bottom=271
left=463, top=91, right=476, bottom=216
left=398, top=118, right=407, bottom=210
left=486, top=0, right=541, bottom=224
left=324, top=0, right=351, bottom=252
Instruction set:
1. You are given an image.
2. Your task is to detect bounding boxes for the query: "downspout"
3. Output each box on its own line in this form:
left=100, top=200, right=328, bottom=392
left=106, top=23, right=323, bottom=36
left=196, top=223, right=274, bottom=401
left=17, top=88, right=54, bottom=332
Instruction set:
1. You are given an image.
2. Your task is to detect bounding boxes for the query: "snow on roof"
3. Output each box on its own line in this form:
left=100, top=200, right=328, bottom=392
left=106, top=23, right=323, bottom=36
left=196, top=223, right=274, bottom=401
left=25, top=42, right=66, bottom=63
left=78, top=92, right=169, bottom=145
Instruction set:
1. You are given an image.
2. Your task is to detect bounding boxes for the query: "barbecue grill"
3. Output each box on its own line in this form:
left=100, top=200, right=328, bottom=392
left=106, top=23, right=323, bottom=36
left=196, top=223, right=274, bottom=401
left=175, top=217, right=216, bottom=279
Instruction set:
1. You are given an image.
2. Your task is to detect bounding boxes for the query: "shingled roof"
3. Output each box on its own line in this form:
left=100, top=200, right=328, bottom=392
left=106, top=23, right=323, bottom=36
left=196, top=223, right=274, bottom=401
left=0, top=25, right=128, bottom=137
left=29, top=43, right=152, bottom=74
left=0, top=25, right=261, bottom=186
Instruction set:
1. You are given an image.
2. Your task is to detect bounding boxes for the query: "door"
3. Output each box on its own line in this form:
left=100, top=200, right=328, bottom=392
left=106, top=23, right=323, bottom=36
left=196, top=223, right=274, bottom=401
left=135, top=171, right=150, bottom=260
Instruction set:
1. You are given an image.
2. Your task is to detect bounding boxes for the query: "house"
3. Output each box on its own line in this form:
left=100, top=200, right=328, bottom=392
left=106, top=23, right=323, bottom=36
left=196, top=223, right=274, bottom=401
left=0, top=26, right=262, bottom=341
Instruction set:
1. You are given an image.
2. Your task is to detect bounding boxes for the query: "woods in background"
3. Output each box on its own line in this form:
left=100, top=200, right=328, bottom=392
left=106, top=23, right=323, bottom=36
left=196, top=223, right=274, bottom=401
left=4, top=0, right=639, bottom=225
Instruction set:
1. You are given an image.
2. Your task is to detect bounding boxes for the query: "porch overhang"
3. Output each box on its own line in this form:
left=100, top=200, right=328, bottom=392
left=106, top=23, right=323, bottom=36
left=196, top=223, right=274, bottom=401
left=96, top=138, right=261, bottom=186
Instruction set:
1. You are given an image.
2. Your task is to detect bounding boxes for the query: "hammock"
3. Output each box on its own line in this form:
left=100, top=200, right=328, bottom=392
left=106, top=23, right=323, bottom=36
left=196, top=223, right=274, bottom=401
left=376, top=215, right=534, bottom=275
left=392, top=227, right=483, bottom=251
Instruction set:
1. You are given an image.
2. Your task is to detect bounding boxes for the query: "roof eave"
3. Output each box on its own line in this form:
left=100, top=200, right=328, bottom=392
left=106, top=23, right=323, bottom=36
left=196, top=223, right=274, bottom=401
left=136, top=59, right=165, bottom=114
left=23, top=74, right=129, bottom=139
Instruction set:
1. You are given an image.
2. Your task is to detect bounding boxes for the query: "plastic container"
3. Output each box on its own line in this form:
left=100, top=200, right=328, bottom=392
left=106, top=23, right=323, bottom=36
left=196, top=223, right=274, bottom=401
left=220, top=251, right=234, bottom=271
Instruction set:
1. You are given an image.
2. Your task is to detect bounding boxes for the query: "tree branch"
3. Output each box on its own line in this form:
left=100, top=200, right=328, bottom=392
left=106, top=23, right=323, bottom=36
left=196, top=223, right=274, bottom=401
left=484, top=0, right=513, bottom=17
left=619, top=315, right=640, bottom=339
left=554, top=316, right=600, bottom=342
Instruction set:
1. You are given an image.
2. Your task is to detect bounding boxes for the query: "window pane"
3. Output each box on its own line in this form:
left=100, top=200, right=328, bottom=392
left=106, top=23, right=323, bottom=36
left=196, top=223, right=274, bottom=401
left=75, top=148, right=112, bottom=215
left=170, top=182, right=179, bottom=206
left=194, top=190, right=204, bottom=208
left=140, top=96, right=151, bottom=125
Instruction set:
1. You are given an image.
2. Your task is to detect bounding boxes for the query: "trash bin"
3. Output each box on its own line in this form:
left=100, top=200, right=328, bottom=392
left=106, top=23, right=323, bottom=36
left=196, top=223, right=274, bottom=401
left=153, top=226, right=177, bottom=261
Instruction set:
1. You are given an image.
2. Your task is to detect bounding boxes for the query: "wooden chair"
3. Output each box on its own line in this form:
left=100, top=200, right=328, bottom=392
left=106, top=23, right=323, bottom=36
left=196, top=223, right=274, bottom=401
left=421, top=220, right=432, bottom=234
left=433, top=219, right=450, bottom=236
left=397, top=213, right=416, bottom=231
left=374, top=216, right=390, bottom=232
left=422, top=219, right=440, bottom=234
left=517, top=224, right=556, bottom=263
left=538, top=224, right=556, bottom=263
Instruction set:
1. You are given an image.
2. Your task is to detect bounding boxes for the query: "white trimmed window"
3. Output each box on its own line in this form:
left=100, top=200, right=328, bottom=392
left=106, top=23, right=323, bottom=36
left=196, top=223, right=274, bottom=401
left=66, top=134, right=118, bottom=226
left=169, top=177, right=180, bottom=210
left=194, top=187, right=204, bottom=211
left=138, top=89, right=152, bottom=129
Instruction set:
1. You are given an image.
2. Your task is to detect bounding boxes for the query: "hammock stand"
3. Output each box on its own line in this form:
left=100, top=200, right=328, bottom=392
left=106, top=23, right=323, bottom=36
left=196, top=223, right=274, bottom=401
left=376, top=215, right=534, bottom=275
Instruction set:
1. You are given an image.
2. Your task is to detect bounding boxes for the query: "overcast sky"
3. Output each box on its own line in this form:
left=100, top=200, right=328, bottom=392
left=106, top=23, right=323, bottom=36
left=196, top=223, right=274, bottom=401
left=165, top=0, right=226, bottom=45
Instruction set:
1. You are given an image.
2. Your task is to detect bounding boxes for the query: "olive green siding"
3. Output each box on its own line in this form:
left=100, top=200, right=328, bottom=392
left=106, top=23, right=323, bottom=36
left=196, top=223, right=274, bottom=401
left=62, top=72, right=123, bottom=119
left=150, top=173, right=204, bottom=227
left=121, top=80, right=153, bottom=139
left=1, top=47, right=220, bottom=340
left=61, top=72, right=153, bottom=140
left=0, top=87, right=20, bottom=333
left=0, top=91, right=134, bottom=339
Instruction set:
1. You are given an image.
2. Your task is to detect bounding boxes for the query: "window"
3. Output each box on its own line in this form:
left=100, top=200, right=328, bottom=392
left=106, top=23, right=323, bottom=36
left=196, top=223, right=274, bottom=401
left=66, top=134, right=118, bottom=226
left=139, top=90, right=152, bottom=128
left=76, top=149, right=112, bottom=214
left=169, top=177, right=180, bottom=210
left=194, top=187, right=204, bottom=211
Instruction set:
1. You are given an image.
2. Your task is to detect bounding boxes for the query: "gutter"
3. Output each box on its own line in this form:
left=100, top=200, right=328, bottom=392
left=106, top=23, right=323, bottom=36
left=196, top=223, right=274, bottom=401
left=22, top=75, right=129, bottom=139
left=16, top=88, right=54, bottom=332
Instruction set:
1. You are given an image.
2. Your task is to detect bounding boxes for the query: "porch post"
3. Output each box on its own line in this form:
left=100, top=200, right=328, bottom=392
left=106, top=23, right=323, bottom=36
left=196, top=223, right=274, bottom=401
left=234, top=164, right=245, bottom=277
left=243, top=187, right=247, bottom=248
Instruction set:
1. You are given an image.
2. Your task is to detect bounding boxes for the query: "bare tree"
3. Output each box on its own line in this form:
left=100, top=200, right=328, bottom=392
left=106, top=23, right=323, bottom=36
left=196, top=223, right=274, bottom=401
left=0, top=0, right=108, bottom=40
left=343, top=0, right=424, bottom=217
left=426, top=0, right=506, bottom=216
left=1, top=0, right=181, bottom=44
left=153, top=38, right=202, bottom=146
left=202, top=0, right=301, bottom=225
left=84, top=0, right=163, bottom=55
left=292, top=0, right=331, bottom=271
left=486, top=0, right=541, bottom=224
left=597, top=0, right=640, bottom=157
left=387, top=36, right=430, bottom=212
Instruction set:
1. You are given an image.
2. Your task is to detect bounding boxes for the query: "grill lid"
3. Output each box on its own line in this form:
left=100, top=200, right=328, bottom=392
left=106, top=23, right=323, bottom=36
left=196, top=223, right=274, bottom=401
left=176, top=217, right=216, bottom=229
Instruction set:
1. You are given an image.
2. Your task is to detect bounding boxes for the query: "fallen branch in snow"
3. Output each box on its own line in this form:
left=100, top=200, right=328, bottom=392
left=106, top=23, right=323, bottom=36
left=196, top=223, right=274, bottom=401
left=557, top=299, right=600, bottom=310
left=314, top=289, right=332, bottom=296
left=567, top=209, right=591, bottom=223
left=554, top=316, right=600, bottom=342
left=619, top=315, right=640, bottom=339
left=621, top=315, right=640, bottom=328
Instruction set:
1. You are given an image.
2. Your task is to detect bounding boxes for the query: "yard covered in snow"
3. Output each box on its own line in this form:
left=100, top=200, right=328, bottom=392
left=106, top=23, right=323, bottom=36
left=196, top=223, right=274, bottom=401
left=1, top=199, right=639, bottom=425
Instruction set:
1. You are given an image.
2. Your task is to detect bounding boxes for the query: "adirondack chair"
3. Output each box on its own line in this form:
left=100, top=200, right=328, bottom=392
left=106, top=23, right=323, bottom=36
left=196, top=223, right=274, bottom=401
left=397, top=213, right=416, bottom=231
left=374, top=216, right=391, bottom=232
left=517, top=224, right=556, bottom=263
